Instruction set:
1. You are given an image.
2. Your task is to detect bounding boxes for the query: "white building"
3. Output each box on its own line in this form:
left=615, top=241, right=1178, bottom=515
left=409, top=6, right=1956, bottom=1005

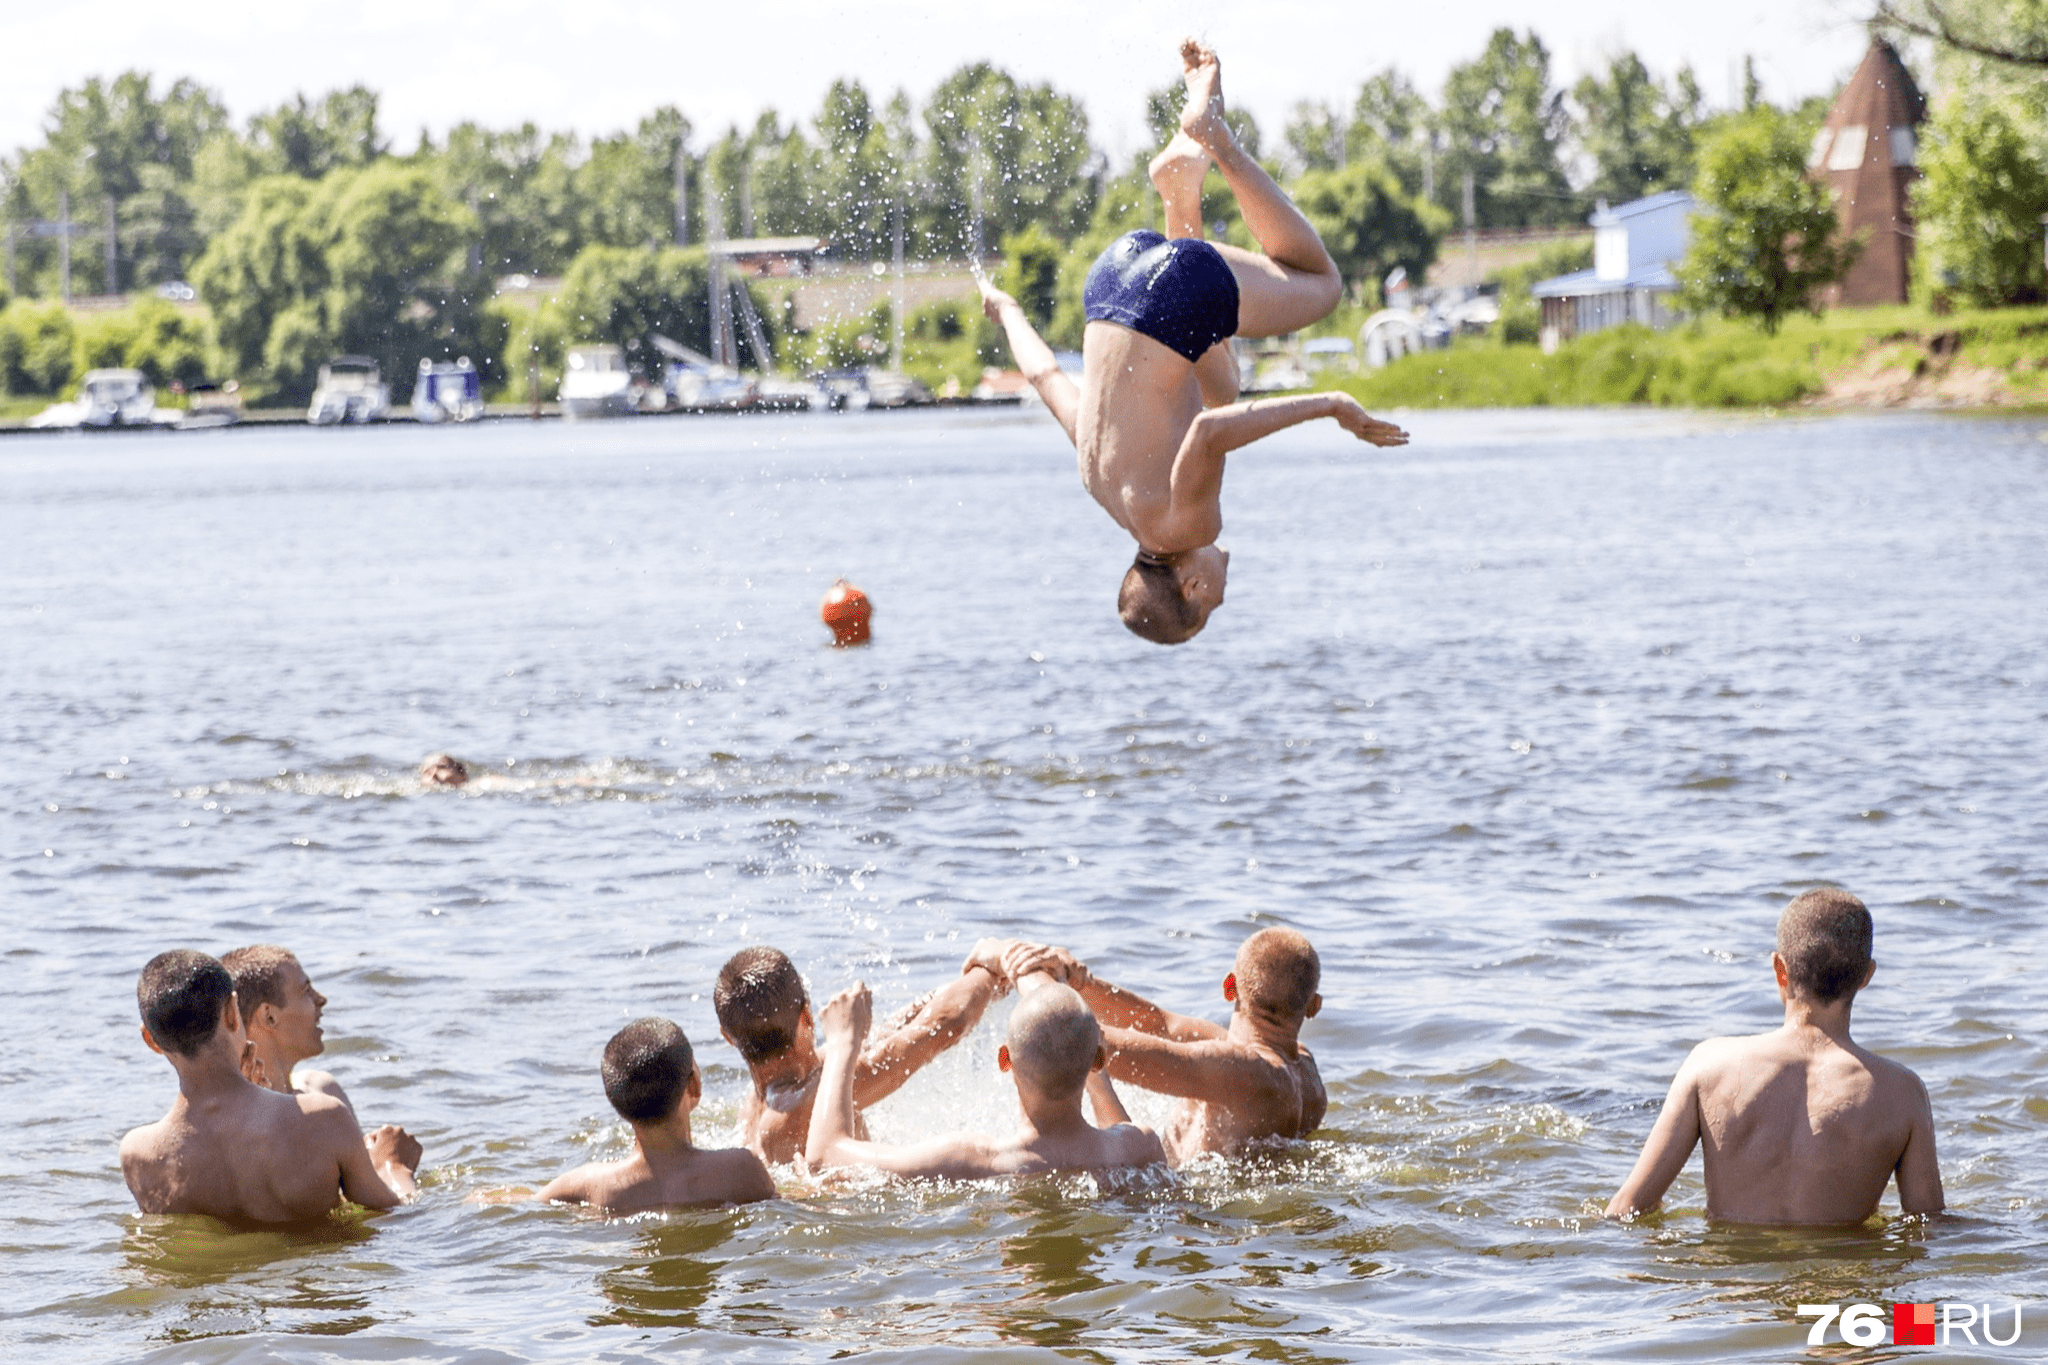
left=1531, top=190, right=1693, bottom=352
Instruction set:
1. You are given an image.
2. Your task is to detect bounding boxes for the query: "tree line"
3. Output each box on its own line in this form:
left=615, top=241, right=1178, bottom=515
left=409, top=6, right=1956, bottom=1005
left=2, top=15, right=2044, bottom=404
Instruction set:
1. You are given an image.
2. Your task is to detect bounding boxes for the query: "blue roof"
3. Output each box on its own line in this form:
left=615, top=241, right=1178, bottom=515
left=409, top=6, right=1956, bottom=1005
left=1588, top=189, right=1692, bottom=225
left=1530, top=262, right=1679, bottom=299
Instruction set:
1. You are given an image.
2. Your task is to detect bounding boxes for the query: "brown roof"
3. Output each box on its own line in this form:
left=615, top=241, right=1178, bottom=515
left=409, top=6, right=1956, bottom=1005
left=1813, top=39, right=1926, bottom=307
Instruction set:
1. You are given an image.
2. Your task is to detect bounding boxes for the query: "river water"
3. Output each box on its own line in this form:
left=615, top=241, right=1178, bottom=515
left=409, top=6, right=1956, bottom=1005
left=2, top=407, right=2043, bottom=1363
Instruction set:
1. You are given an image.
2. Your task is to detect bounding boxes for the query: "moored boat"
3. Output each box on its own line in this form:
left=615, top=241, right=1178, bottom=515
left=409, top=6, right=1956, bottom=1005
left=412, top=357, right=485, bottom=423
left=559, top=344, right=636, bottom=419
left=308, top=357, right=390, bottom=425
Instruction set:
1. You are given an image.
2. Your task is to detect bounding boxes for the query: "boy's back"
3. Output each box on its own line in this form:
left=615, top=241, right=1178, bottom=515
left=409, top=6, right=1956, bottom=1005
left=1684, top=1029, right=1934, bottom=1224
left=124, top=1085, right=369, bottom=1222
left=539, top=1144, right=773, bottom=1214
left=1607, top=889, right=1943, bottom=1225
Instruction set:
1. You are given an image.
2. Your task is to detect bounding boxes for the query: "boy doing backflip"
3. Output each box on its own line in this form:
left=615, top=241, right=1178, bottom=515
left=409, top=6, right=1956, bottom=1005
left=1606, top=889, right=1944, bottom=1224
left=980, top=40, right=1408, bottom=644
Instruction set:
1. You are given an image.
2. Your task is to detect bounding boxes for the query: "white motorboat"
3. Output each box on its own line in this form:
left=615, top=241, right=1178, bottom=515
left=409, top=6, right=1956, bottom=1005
left=411, top=357, right=485, bottom=423
left=559, top=344, right=636, bottom=419
left=308, top=357, right=390, bottom=425
left=27, top=369, right=166, bottom=429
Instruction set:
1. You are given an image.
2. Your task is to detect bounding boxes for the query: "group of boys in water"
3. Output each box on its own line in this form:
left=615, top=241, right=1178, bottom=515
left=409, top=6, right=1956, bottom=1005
left=120, top=43, right=1946, bottom=1232
left=125, top=887, right=1941, bottom=1227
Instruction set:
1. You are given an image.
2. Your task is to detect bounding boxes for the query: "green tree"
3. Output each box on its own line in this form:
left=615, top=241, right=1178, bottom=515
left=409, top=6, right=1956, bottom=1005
left=1283, top=101, right=1347, bottom=174
left=580, top=108, right=692, bottom=251
left=192, top=161, right=480, bottom=398
left=436, top=122, right=588, bottom=275
left=1294, top=160, right=1448, bottom=299
left=996, top=223, right=1062, bottom=328
left=1912, top=96, right=2048, bottom=305
left=1, top=72, right=229, bottom=293
left=1439, top=29, right=1577, bottom=227
left=247, top=87, right=385, bottom=178
left=921, top=64, right=1096, bottom=255
left=74, top=297, right=211, bottom=387
left=1678, top=106, right=1860, bottom=333
left=1573, top=54, right=1708, bottom=205
left=1347, top=70, right=1434, bottom=201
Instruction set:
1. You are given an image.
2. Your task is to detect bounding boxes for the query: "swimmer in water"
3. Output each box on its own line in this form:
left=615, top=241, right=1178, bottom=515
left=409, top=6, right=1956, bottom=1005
left=979, top=39, right=1408, bottom=644
left=1008, top=928, right=1326, bottom=1165
left=713, top=942, right=1014, bottom=1165
left=120, top=950, right=422, bottom=1223
left=806, top=972, right=1165, bottom=1179
left=532, top=1018, right=774, bottom=1212
left=1606, top=889, right=1944, bottom=1224
left=221, top=944, right=354, bottom=1114
left=419, top=753, right=469, bottom=787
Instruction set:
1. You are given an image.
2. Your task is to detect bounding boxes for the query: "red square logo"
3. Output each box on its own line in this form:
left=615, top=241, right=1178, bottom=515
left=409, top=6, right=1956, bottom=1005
left=1894, top=1303, right=1936, bottom=1346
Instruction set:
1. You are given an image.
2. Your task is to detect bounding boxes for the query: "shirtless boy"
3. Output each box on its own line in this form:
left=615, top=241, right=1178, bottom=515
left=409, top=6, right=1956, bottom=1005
left=1606, top=889, right=1944, bottom=1224
left=806, top=974, right=1165, bottom=1179
left=713, top=942, right=1011, bottom=1164
left=1011, top=928, right=1326, bottom=1165
left=120, top=949, right=422, bottom=1223
left=535, top=1017, right=774, bottom=1212
left=222, top=944, right=352, bottom=1112
left=979, top=40, right=1408, bottom=644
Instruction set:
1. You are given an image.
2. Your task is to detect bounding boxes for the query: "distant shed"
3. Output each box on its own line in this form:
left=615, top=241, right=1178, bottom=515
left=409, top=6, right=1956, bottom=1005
left=1531, top=190, right=1694, bottom=352
left=1810, top=38, right=1926, bottom=307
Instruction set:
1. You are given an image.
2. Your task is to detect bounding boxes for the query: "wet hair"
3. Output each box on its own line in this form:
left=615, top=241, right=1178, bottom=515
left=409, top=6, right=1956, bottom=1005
left=602, top=1017, right=696, bottom=1123
left=713, top=947, right=809, bottom=1064
left=1234, top=928, right=1321, bottom=1019
left=220, top=944, right=299, bottom=1022
left=420, top=753, right=469, bottom=786
left=1006, top=984, right=1101, bottom=1099
left=1776, top=889, right=1874, bottom=1004
left=137, top=950, right=236, bottom=1056
left=1118, top=552, right=1206, bottom=645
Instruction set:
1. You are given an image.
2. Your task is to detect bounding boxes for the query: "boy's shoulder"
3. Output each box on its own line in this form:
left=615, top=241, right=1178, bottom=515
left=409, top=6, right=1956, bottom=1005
left=693, top=1144, right=776, bottom=1200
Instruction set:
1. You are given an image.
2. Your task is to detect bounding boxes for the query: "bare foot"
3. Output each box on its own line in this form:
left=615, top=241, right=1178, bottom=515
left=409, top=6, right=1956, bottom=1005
left=1178, top=39, right=1233, bottom=154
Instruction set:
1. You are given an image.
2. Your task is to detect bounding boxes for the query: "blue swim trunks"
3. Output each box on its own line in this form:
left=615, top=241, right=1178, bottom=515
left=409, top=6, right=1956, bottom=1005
left=1083, top=229, right=1240, bottom=363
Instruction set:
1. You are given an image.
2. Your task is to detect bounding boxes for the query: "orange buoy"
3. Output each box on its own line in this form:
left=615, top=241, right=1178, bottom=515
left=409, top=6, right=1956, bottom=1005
left=820, top=579, right=872, bottom=647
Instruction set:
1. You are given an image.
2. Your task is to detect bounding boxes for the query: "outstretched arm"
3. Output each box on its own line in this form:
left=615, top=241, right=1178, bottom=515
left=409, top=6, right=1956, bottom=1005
left=979, top=282, right=1079, bottom=445
left=855, top=946, right=1007, bottom=1107
left=1002, top=943, right=1225, bottom=1043
left=1605, top=1061, right=1703, bottom=1219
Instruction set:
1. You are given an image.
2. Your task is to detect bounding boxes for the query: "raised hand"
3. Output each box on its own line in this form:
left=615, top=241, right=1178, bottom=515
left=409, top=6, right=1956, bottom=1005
left=239, top=1039, right=272, bottom=1090
left=977, top=277, right=1019, bottom=325
left=963, top=937, right=1018, bottom=982
left=366, top=1124, right=423, bottom=1174
left=1330, top=395, right=1409, bottom=447
left=819, top=981, right=873, bottom=1047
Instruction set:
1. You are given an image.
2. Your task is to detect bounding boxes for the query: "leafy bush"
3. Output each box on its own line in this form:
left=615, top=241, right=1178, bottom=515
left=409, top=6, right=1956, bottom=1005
left=1294, top=158, right=1447, bottom=298
left=73, top=298, right=213, bottom=388
left=1489, top=239, right=1593, bottom=345
left=1913, top=96, right=2048, bottom=307
left=0, top=301, right=80, bottom=395
left=552, top=243, right=780, bottom=373
left=996, top=224, right=1062, bottom=331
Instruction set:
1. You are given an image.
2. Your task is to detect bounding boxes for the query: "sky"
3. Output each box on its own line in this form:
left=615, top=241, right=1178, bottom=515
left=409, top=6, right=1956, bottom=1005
left=3, top=0, right=1886, bottom=165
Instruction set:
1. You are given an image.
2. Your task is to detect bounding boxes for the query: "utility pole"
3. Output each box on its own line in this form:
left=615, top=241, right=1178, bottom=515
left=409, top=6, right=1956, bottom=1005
left=4, top=220, right=15, bottom=297
left=103, top=194, right=117, bottom=296
left=1462, top=168, right=1476, bottom=281
left=58, top=189, right=71, bottom=304
left=467, top=187, right=482, bottom=276
left=891, top=195, right=906, bottom=370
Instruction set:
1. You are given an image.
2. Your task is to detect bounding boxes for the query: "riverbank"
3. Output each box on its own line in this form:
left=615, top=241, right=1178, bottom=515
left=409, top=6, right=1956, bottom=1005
left=1319, top=304, right=2048, bottom=411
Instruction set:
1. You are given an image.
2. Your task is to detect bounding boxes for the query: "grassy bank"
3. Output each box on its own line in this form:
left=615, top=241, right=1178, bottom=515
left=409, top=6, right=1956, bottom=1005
left=1321, top=305, right=2048, bottom=410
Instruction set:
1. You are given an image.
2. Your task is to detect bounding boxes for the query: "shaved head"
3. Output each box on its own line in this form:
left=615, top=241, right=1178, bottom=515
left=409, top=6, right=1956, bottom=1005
left=1234, top=928, right=1321, bottom=1019
left=1005, top=984, right=1102, bottom=1099
left=1777, top=888, right=1874, bottom=1004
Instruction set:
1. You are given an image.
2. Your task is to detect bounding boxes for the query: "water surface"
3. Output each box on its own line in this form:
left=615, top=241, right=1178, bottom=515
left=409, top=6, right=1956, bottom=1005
left=2, top=407, right=2043, bottom=1362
